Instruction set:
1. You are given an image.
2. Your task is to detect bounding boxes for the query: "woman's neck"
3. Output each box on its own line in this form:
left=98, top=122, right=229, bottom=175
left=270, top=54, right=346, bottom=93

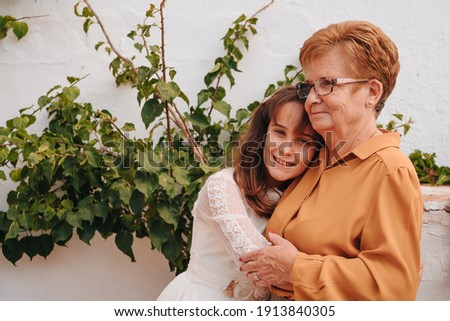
left=323, top=124, right=380, bottom=166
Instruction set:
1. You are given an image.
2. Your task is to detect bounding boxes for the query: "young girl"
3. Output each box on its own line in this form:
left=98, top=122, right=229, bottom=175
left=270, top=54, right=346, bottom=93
left=157, top=86, right=321, bottom=300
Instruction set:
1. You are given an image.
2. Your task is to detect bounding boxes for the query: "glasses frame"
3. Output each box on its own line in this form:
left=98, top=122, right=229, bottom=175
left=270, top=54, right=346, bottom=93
left=296, top=77, right=369, bottom=99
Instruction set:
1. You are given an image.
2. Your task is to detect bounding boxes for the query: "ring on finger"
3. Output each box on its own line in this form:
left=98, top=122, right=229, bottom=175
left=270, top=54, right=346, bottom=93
left=253, top=272, right=261, bottom=282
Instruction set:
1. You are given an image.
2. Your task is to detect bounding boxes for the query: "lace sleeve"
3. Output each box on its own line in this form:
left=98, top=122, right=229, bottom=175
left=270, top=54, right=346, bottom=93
left=206, top=172, right=271, bottom=266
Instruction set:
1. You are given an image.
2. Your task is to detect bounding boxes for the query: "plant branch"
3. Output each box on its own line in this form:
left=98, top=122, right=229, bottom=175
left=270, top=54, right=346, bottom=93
left=167, top=104, right=206, bottom=165
left=16, top=14, right=49, bottom=21
left=159, top=0, right=173, bottom=153
left=249, top=0, right=275, bottom=20
left=97, top=110, right=127, bottom=139
left=206, top=0, right=275, bottom=118
left=82, top=0, right=138, bottom=79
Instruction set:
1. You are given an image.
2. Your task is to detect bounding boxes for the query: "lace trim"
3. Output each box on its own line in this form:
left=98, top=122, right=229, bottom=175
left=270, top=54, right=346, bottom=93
left=207, top=172, right=259, bottom=256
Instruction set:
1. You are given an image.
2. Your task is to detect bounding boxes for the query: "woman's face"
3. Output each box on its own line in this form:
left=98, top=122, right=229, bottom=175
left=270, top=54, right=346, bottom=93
left=263, top=101, right=317, bottom=188
left=303, top=46, right=372, bottom=137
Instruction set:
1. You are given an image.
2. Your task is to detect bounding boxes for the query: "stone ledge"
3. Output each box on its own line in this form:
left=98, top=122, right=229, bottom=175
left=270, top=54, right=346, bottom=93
left=417, top=184, right=450, bottom=300
left=421, top=185, right=450, bottom=212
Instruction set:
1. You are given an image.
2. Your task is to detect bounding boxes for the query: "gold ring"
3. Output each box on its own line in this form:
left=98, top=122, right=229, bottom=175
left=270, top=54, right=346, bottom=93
left=254, top=272, right=261, bottom=282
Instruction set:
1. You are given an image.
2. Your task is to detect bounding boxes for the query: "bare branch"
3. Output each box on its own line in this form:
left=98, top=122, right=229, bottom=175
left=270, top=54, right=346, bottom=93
left=16, top=14, right=49, bottom=21
left=249, top=0, right=275, bottom=20
left=82, top=0, right=138, bottom=79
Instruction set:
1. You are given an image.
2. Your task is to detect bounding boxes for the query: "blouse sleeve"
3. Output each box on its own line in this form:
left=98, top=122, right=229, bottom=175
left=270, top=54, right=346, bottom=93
left=291, top=167, right=423, bottom=300
left=205, top=173, right=271, bottom=267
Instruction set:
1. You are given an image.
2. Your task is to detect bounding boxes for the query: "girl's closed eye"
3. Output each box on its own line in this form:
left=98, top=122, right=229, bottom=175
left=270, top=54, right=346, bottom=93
left=274, top=129, right=286, bottom=136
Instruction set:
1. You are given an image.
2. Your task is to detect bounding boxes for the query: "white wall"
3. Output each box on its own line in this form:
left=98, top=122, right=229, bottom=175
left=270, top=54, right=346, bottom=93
left=0, top=233, right=174, bottom=300
left=0, top=0, right=449, bottom=300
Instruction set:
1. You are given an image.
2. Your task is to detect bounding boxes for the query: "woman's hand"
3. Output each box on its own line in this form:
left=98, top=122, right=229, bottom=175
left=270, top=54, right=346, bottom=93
left=240, top=232, right=298, bottom=287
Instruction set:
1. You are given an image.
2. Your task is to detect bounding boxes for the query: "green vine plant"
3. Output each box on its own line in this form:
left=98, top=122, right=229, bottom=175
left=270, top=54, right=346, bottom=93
left=0, top=14, right=48, bottom=40
left=377, top=114, right=450, bottom=185
left=0, top=0, right=301, bottom=273
left=0, top=15, right=28, bottom=40
left=409, top=150, right=450, bottom=186
left=378, top=113, right=413, bottom=136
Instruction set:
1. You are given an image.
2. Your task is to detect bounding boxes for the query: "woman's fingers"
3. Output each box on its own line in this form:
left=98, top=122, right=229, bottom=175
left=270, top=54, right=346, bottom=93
left=240, top=233, right=299, bottom=287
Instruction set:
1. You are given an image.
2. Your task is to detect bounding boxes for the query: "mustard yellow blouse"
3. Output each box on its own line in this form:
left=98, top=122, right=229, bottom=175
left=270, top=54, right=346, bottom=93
left=267, top=131, right=423, bottom=300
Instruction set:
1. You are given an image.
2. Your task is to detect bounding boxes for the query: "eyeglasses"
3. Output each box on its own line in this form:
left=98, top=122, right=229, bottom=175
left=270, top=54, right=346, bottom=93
left=296, top=77, right=369, bottom=98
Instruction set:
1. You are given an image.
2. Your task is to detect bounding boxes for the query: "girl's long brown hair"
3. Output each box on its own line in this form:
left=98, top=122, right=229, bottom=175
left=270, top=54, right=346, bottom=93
left=233, top=86, right=320, bottom=218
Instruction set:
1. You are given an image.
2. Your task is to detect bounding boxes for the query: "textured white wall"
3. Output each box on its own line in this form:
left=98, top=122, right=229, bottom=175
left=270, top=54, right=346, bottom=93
left=0, top=0, right=449, bottom=300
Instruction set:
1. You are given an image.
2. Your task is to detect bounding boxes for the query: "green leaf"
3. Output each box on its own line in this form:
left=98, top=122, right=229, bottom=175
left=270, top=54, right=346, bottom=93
left=5, top=220, right=20, bottom=239
left=156, top=81, right=180, bottom=102
left=158, top=173, right=177, bottom=198
left=393, top=113, right=403, bottom=121
left=85, top=147, right=101, bottom=167
left=7, top=116, right=30, bottom=130
left=169, top=69, right=177, bottom=80
left=141, top=98, right=165, bottom=129
left=77, top=205, right=95, bottom=225
left=21, top=236, right=39, bottom=260
left=121, top=122, right=136, bottom=132
left=67, top=76, right=80, bottom=84
left=236, top=108, right=251, bottom=123
left=172, top=165, right=191, bottom=186
left=115, top=230, right=135, bottom=261
left=157, top=203, right=180, bottom=227
left=2, top=238, right=23, bottom=265
left=9, top=169, right=21, bottom=182
left=186, top=110, right=210, bottom=131
left=93, top=203, right=108, bottom=222
left=66, top=211, right=83, bottom=229
left=233, top=14, right=246, bottom=24
left=28, top=152, right=44, bottom=165
left=61, top=86, right=80, bottom=102
left=130, top=189, right=145, bottom=216
left=197, top=89, right=211, bottom=107
left=77, top=221, right=95, bottom=245
left=161, top=236, right=183, bottom=263
left=135, top=171, right=158, bottom=198
left=51, top=221, right=73, bottom=244
left=119, top=186, right=132, bottom=205
left=36, top=234, right=54, bottom=258
left=148, top=219, right=171, bottom=249
left=0, top=170, right=6, bottom=181
left=11, top=21, right=28, bottom=40
left=119, top=214, right=135, bottom=228
left=212, top=101, right=231, bottom=117
left=43, top=205, right=56, bottom=221
left=0, top=28, right=7, bottom=40
left=62, top=157, right=79, bottom=177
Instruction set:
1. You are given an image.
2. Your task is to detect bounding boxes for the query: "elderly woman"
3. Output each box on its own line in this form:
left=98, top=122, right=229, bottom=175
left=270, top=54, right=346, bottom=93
left=240, top=20, right=423, bottom=300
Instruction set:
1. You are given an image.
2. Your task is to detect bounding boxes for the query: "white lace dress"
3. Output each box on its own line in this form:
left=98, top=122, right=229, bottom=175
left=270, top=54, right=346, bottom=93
left=157, top=168, right=280, bottom=301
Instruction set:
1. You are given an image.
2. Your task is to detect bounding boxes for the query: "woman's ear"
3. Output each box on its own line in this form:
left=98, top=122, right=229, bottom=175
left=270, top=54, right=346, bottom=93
left=366, top=79, right=383, bottom=109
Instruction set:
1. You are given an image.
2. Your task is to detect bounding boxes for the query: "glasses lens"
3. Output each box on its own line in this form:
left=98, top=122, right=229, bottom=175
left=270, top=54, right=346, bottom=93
left=315, top=78, right=333, bottom=96
left=296, top=82, right=312, bottom=98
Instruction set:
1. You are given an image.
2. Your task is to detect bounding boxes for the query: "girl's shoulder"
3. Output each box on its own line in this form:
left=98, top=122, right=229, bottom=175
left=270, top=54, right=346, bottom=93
left=207, top=167, right=235, bottom=182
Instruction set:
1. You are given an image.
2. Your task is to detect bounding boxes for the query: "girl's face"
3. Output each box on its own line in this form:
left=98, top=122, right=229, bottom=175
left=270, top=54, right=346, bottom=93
left=263, top=101, right=317, bottom=188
